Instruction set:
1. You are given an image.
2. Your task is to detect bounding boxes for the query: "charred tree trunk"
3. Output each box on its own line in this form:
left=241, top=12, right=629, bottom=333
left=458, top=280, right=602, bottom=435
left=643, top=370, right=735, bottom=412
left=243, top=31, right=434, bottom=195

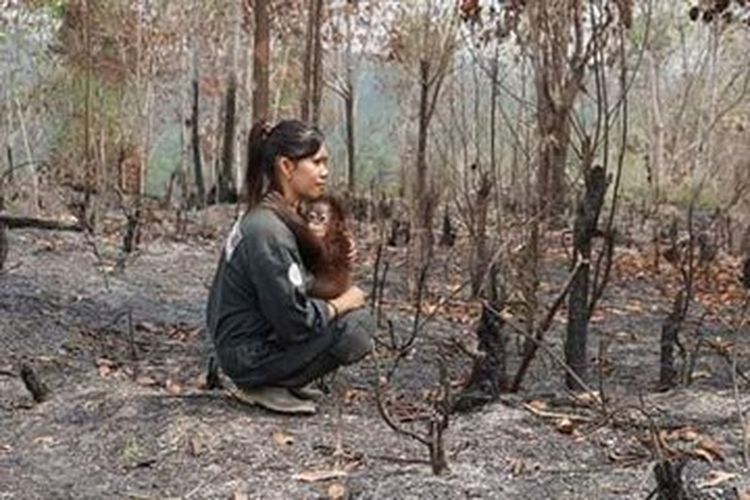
left=659, top=290, right=686, bottom=390
left=191, top=49, right=206, bottom=207
left=300, top=0, right=324, bottom=125
left=300, top=0, right=314, bottom=122
left=310, top=0, right=324, bottom=126
left=413, top=59, right=435, bottom=274
left=217, top=75, right=237, bottom=203
left=345, top=87, right=356, bottom=192
left=741, top=256, right=750, bottom=289
left=536, top=90, right=572, bottom=222
left=565, top=165, right=607, bottom=390
left=453, top=302, right=507, bottom=412
left=0, top=222, right=7, bottom=272
left=20, top=363, right=49, bottom=403
left=439, top=206, right=456, bottom=247
left=470, top=172, right=493, bottom=297
left=122, top=205, right=142, bottom=254
left=0, top=215, right=83, bottom=231
left=252, top=0, right=270, bottom=124
left=0, top=173, right=5, bottom=271
left=652, top=459, right=690, bottom=500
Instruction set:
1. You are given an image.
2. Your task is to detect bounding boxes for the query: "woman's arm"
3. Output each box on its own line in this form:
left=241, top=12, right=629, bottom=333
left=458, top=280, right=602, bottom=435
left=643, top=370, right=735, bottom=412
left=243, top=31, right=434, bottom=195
left=244, top=224, right=331, bottom=345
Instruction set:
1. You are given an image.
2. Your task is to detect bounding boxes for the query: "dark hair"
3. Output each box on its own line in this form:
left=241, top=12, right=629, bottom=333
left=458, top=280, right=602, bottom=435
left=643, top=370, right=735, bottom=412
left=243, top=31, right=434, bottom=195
left=244, top=119, right=325, bottom=209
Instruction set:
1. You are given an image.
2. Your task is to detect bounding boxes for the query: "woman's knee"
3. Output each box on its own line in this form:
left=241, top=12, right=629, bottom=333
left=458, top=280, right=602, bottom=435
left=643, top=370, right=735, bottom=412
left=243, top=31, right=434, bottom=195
left=334, top=308, right=375, bottom=363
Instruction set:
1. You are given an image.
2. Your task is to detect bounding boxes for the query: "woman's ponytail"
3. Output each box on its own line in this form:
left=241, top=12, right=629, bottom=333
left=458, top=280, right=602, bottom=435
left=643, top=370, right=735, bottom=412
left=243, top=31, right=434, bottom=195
left=244, top=120, right=272, bottom=209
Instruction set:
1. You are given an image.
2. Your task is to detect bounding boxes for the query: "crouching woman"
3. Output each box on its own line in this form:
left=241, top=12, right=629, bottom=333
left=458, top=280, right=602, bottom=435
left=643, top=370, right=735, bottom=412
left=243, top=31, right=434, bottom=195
left=206, top=119, right=374, bottom=414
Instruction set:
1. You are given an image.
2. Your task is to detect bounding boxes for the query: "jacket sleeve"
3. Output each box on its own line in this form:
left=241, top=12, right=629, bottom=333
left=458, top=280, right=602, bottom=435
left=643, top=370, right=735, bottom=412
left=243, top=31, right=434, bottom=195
left=243, top=224, right=331, bottom=345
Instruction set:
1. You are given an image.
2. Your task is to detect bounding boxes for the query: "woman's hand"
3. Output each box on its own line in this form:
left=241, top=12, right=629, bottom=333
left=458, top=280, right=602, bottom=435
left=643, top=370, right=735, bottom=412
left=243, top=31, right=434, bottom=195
left=329, top=285, right=366, bottom=318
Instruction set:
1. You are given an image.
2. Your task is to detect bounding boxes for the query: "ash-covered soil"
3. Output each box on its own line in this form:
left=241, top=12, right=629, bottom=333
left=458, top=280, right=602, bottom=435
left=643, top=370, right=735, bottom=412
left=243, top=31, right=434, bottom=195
left=1, top=209, right=749, bottom=499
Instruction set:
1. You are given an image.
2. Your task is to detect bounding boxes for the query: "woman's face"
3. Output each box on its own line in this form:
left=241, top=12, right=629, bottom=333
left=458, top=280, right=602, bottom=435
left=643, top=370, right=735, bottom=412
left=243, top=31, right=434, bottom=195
left=286, top=144, right=330, bottom=202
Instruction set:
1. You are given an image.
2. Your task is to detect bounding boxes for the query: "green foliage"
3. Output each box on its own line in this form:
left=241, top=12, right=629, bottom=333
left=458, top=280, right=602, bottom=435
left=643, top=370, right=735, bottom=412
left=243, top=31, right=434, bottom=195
left=24, top=0, right=68, bottom=19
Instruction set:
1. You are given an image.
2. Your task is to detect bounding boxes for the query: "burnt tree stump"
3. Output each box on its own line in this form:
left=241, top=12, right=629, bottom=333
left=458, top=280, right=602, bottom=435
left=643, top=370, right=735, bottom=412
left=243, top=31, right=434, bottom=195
left=453, top=302, right=507, bottom=412
left=659, top=290, right=686, bottom=390
left=652, top=459, right=692, bottom=500
left=20, top=363, right=50, bottom=403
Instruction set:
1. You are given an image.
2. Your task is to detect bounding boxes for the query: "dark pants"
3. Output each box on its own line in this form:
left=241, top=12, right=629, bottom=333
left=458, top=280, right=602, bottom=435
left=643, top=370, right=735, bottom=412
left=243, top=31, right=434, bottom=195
left=216, top=309, right=375, bottom=389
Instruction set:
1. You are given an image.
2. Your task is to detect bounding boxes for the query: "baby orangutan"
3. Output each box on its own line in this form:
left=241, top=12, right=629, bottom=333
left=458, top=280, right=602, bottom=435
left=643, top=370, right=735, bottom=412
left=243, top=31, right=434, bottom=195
left=301, top=195, right=353, bottom=300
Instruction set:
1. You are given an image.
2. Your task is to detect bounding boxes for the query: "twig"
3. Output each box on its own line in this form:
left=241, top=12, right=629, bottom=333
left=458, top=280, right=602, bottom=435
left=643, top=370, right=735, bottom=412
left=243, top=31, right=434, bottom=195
left=374, top=354, right=428, bottom=446
left=502, top=314, right=599, bottom=400
left=370, top=242, right=383, bottom=312
left=521, top=402, right=593, bottom=423
left=183, top=470, right=222, bottom=499
left=127, top=311, right=139, bottom=379
left=366, top=454, right=431, bottom=466
left=511, top=260, right=584, bottom=392
left=387, top=262, right=430, bottom=380
left=376, top=261, right=390, bottom=327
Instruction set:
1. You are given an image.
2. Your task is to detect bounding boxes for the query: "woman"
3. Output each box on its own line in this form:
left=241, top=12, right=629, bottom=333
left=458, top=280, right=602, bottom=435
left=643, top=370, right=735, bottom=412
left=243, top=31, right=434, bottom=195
left=206, top=119, right=374, bottom=415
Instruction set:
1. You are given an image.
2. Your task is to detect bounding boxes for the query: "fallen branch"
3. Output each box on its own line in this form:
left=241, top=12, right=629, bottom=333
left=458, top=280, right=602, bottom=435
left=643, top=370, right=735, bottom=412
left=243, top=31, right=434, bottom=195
left=0, top=215, right=83, bottom=232
left=521, top=402, right=593, bottom=423
left=511, top=260, right=584, bottom=392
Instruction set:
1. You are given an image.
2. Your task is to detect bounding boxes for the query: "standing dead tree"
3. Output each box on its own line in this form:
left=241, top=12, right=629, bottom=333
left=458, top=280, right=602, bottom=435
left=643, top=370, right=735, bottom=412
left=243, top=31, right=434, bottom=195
left=252, top=0, right=271, bottom=124
left=566, top=165, right=608, bottom=390
left=300, top=0, right=324, bottom=126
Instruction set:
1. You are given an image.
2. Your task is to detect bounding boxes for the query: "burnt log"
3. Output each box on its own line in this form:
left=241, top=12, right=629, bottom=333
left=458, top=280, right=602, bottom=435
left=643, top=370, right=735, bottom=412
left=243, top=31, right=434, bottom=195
left=0, top=215, right=83, bottom=232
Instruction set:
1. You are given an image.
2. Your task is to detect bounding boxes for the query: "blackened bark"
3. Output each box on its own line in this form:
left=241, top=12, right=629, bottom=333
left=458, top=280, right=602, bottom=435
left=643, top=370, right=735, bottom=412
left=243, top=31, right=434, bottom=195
left=659, top=290, right=685, bottom=389
left=652, top=459, right=690, bottom=500
left=0, top=223, right=7, bottom=271
left=453, top=303, right=507, bottom=412
left=439, top=207, right=456, bottom=247
left=300, top=0, right=314, bottom=122
left=470, top=172, right=493, bottom=297
left=252, top=0, right=270, bottom=123
left=20, top=363, right=49, bottom=403
left=0, top=215, right=83, bottom=231
left=191, top=60, right=205, bottom=207
left=217, top=75, right=237, bottom=202
left=310, top=0, right=324, bottom=126
left=565, top=165, right=607, bottom=390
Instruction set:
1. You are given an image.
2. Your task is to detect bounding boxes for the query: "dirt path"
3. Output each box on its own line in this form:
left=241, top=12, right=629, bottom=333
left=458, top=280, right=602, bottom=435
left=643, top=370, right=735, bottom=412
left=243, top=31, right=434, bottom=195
left=1, top=224, right=748, bottom=499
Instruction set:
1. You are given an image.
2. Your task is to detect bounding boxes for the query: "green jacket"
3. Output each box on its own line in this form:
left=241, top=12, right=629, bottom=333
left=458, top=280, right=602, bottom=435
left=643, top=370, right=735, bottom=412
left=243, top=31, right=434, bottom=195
left=206, top=206, right=334, bottom=385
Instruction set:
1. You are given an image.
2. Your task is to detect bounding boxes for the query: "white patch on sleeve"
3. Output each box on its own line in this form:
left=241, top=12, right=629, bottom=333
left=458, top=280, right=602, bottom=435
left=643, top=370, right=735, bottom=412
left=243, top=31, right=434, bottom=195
left=224, top=219, right=243, bottom=261
left=287, top=263, right=303, bottom=288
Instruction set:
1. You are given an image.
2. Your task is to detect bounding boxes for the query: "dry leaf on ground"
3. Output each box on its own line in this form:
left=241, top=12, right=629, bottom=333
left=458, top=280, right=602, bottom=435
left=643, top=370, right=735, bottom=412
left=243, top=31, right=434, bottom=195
left=556, top=417, right=575, bottom=434
left=272, top=430, right=295, bottom=447
left=165, top=379, right=183, bottom=395
left=328, top=482, right=347, bottom=500
left=697, top=470, right=738, bottom=488
left=293, top=468, right=347, bottom=483
left=135, top=375, right=158, bottom=387
left=695, top=437, right=724, bottom=462
left=508, top=457, right=526, bottom=476
left=187, top=436, right=204, bottom=457
left=232, top=488, right=249, bottom=500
